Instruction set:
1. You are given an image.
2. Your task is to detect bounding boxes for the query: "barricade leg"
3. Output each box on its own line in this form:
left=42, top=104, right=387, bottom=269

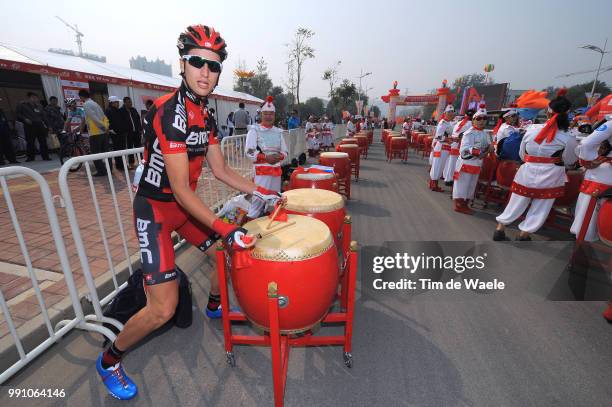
left=216, top=246, right=234, bottom=362
left=343, top=241, right=358, bottom=368
left=268, top=282, right=287, bottom=407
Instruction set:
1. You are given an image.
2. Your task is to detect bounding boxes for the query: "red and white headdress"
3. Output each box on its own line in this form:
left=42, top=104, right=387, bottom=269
left=261, top=96, right=275, bottom=112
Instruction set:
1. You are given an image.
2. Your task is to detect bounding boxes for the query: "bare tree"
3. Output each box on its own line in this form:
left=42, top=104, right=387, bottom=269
left=322, top=60, right=341, bottom=97
left=284, top=59, right=297, bottom=104
left=286, top=27, right=315, bottom=105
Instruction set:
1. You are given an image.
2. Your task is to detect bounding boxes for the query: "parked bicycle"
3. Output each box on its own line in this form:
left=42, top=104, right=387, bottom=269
left=59, top=131, right=90, bottom=172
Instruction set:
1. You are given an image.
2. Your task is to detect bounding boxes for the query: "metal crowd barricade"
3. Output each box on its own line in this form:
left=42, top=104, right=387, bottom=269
left=0, top=166, right=115, bottom=384
left=57, top=149, right=145, bottom=341
left=56, top=143, right=251, bottom=342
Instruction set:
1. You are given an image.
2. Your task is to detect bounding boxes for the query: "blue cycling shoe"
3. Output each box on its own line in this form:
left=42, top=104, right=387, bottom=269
left=96, top=353, right=138, bottom=400
left=205, top=305, right=223, bottom=319
left=205, top=305, right=242, bottom=319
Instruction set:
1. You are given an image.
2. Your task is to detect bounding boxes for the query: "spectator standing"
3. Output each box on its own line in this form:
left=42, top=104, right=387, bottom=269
left=0, top=98, right=18, bottom=164
left=120, top=96, right=143, bottom=168
left=287, top=109, right=300, bottom=130
left=16, top=92, right=51, bottom=161
left=44, top=96, right=65, bottom=135
left=105, top=96, right=127, bottom=170
left=79, top=89, right=110, bottom=176
left=233, top=102, right=250, bottom=135
left=226, top=111, right=235, bottom=137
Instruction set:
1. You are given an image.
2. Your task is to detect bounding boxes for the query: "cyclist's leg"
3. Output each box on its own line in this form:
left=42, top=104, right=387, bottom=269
left=113, top=196, right=182, bottom=351
left=176, top=216, right=221, bottom=317
left=97, top=195, right=186, bottom=399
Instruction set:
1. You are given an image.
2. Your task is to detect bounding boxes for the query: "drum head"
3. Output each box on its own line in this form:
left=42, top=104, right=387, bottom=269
left=296, top=172, right=335, bottom=181
left=339, top=144, right=359, bottom=149
left=320, top=152, right=349, bottom=159
left=244, top=215, right=333, bottom=261
left=284, top=188, right=344, bottom=213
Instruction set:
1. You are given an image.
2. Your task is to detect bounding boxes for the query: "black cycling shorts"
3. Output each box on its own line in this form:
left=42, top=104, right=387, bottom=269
left=133, top=194, right=219, bottom=285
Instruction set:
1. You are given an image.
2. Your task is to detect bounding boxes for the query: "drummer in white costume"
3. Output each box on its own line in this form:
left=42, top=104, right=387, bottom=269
left=444, top=109, right=474, bottom=185
left=321, top=116, right=335, bottom=149
left=569, top=116, right=612, bottom=241
left=429, top=105, right=455, bottom=191
left=346, top=116, right=356, bottom=137
left=452, top=106, right=492, bottom=214
left=305, top=115, right=319, bottom=157
left=494, top=108, right=520, bottom=154
left=401, top=117, right=411, bottom=136
left=494, top=90, right=578, bottom=241
left=245, top=96, right=288, bottom=218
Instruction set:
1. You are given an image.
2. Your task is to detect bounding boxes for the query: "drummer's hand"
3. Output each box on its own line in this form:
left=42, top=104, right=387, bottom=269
left=224, top=226, right=253, bottom=250
left=279, top=193, right=288, bottom=206
left=240, top=234, right=257, bottom=249
left=265, top=153, right=280, bottom=164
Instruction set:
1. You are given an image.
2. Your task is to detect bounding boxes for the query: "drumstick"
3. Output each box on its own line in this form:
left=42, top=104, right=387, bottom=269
left=266, top=201, right=285, bottom=229
left=257, top=221, right=296, bottom=239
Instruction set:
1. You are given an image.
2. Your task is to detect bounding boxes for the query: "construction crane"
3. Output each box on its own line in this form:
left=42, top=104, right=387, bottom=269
left=55, top=16, right=84, bottom=57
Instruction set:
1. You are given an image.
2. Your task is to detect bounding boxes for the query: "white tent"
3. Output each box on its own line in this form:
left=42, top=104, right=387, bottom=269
left=0, top=43, right=262, bottom=117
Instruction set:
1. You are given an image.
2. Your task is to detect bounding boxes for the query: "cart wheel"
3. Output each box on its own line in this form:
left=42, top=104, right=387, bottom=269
left=343, top=352, right=353, bottom=368
left=226, top=351, right=236, bottom=367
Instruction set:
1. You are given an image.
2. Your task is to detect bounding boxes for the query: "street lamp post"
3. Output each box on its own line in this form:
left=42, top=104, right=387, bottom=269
left=357, top=69, right=372, bottom=115
left=580, top=39, right=609, bottom=106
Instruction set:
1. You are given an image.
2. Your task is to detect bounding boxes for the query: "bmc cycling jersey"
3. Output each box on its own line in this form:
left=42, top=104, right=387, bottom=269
left=134, top=82, right=220, bottom=284
left=136, top=81, right=219, bottom=202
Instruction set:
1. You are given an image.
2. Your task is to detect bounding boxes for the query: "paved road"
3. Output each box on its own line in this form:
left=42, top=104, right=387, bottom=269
left=1, top=140, right=611, bottom=407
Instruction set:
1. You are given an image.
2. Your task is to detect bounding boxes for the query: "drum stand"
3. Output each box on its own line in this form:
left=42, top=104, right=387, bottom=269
left=216, top=220, right=358, bottom=407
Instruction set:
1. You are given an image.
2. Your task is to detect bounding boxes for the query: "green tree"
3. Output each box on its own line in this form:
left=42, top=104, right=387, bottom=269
left=270, top=86, right=289, bottom=126
left=370, top=105, right=381, bottom=118
left=250, top=58, right=273, bottom=99
left=286, top=27, right=315, bottom=105
left=545, top=80, right=611, bottom=108
left=322, top=61, right=341, bottom=97
left=304, top=97, right=325, bottom=118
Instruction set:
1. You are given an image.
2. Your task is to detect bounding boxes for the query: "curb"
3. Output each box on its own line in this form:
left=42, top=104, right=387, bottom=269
left=0, top=238, right=188, bottom=377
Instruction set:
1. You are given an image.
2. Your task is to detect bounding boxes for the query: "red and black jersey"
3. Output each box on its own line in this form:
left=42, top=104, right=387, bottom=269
left=137, top=82, right=219, bottom=202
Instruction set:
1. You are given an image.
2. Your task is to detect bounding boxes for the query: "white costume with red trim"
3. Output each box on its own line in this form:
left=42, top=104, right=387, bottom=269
left=401, top=121, right=411, bottom=136
left=494, top=123, right=518, bottom=153
left=305, top=121, right=319, bottom=151
left=321, top=121, right=334, bottom=147
left=496, top=124, right=578, bottom=233
left=430, top=118, right=454, bottom=180
left=570, top=120, right=612, bottom=241
left=346, top=121, right=356, bottom=137
left=444, top=119, right=471, bottom=183
left=245, top=123, right=288, bottom=216
left=452, top=126, right=490, bottom=200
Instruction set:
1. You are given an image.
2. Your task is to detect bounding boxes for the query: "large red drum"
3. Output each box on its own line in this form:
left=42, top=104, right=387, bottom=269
left=231, top=215, right=338, bottom=334
left=355, top=135, right=369, bottom=157
left=598, top=197, right=612, bottom=245
left=338, top=144, right=360, bottom=180
left=283, top=188, right=346, bottom=246
left=289, top=167, right=337, bottom=191
left=319, top=151, right=350, bottom=180
left=340, top=138, right=358, bottom=145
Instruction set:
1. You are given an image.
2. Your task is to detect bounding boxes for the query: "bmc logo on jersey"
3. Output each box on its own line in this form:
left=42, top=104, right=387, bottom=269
left=169, top=141, right=186, bottom=150
left=186, top=131, right=209, bottom=145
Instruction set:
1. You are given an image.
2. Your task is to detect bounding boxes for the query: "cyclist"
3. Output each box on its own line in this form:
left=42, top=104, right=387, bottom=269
left=96, top=24, right=282, bottom=400
left=62, top=98, right=86, bottom=136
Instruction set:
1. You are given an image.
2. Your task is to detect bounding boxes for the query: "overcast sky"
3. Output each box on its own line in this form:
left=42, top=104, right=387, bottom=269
left=3, top=0, right=612, bottom=104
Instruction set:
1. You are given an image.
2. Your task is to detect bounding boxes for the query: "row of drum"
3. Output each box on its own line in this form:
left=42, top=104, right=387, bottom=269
left=286, top=130, right=374, bottom=199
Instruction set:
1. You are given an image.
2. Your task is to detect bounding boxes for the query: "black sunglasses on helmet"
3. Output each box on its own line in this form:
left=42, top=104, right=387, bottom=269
left=182, top=55, right=222, bottom=73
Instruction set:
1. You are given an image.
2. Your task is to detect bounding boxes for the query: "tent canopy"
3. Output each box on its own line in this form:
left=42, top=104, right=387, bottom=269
left=0, top=43, right=263, bottom=105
